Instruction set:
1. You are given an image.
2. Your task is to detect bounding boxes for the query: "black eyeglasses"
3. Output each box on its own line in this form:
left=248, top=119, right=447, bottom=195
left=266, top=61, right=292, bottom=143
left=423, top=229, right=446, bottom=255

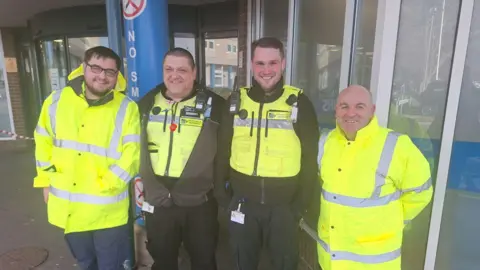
left=85, top=63, right=118, bottom=78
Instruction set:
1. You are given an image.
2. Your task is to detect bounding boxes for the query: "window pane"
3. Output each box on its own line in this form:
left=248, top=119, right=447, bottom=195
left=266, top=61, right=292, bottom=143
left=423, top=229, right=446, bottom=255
left=291, top=0, right=347, bottom=130
left=435, top=2, right=480, bottom=269
left=262, top=0, right=289, bottom=52
left=0, top=31, right=14, bottom=138
left=205, top=37, right=238, bottom=98
left=350, top=0, right=378, bottom=89
left=387, top=0, right=460, bottom=269
left=68, top=37, right=109, bottom=71
left=174, top=33, right=196, bottom=60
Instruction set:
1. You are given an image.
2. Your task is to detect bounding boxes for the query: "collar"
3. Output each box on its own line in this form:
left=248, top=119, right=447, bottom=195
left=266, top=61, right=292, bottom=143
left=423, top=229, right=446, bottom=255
left=248, top=77, right=285, bottom=103
left=334, top=116, right=380, bottom=142
left=68, top=76, right=114, bottom=106
left=159, top=82, right=199, bottom=103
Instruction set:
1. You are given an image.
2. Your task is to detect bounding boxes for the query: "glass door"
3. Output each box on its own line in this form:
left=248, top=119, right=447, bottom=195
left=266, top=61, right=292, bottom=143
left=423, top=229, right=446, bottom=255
left=37, top=38, right=68, bottom=99
left=36, top=36, right=109, bottom=101
left=434, top=0, right=480, bottom=269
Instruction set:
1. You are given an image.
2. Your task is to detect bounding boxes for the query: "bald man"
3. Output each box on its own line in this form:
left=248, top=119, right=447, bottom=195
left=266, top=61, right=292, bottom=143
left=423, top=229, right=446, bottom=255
left=315, top=85, right=433, bottom=270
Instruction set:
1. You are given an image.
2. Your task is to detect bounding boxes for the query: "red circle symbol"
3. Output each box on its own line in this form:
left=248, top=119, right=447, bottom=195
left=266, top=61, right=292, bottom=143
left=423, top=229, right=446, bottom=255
left=134, top=177, right=145, bottom=208
left=123, top=0, right=147, bottom=20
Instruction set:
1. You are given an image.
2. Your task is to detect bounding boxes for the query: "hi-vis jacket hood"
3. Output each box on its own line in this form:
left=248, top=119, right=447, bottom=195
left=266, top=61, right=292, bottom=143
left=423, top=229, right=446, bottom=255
left=67, top=64, right=127, bottom=93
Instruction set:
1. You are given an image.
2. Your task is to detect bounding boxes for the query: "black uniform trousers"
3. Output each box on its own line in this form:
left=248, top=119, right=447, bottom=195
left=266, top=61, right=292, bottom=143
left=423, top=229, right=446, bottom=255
left=145, top=197, right=219, bottom=270
left=229, top=200, right=299, bottom=270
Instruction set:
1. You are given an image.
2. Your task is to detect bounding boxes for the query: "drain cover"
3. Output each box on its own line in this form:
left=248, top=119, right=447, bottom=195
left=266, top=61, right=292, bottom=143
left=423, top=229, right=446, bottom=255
left=0, top=247, right=48, bottom=270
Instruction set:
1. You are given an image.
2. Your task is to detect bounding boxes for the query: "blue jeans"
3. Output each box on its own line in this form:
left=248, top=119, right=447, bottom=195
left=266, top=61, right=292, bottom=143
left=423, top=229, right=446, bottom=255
left=64, top=224, right=132, bottom=270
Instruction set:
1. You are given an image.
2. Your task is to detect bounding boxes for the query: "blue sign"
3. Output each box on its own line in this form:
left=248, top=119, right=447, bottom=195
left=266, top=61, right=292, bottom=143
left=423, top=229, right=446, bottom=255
left=123, top=0, right=169, bottom=101
left=123, top=0, right=170, bottom=227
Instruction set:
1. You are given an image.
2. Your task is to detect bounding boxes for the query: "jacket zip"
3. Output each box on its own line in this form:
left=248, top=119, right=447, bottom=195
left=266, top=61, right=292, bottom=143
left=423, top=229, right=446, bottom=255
left=252, top=102, right=264, bottom=176
left=164, top=103, right=178, bottom=176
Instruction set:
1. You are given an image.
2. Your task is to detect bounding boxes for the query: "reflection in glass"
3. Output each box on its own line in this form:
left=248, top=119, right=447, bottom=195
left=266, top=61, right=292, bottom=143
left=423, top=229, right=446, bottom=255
left=261, top=0, right=289, bottom=54
left=350, top=0, right=378, bottom=89
left=0, top=33, right=13, bottom=138
left=291, top=0, right=346, bottom=131
left=68, top=37, right=109, bottom=70
left=387, top=0, right=460, bottom=269
left=436, top=2, right=480, bottom=269
left=204, top=38, right=238, bottom=98
left=39, top=39, right=68, bottom=97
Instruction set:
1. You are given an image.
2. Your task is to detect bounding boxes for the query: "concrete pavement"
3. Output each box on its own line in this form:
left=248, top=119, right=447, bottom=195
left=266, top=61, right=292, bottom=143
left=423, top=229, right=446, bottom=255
left=0, top=149, right=275, bottom=270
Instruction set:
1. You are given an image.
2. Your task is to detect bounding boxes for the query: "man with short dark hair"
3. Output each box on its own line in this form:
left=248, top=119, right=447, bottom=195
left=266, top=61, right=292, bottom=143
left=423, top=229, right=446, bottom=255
left=215, top=37, right=320, bottom=270
left=138, top=47, right=225, bottom=270
left=34, top=46, right=140, bottom=270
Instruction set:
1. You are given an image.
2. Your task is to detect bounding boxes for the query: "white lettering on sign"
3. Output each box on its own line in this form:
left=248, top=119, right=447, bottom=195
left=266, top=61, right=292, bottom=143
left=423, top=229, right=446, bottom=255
left=128, top=30, right=135, bottom=42
left=131, top=72, right=137, bottom=82
left=132, top=87, right=140, bottom=97
left=129, top=47, right=137, bottom=58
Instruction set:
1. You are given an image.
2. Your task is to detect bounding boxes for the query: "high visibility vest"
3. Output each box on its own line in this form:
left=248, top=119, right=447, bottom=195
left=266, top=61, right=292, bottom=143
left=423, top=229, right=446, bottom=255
left=230, top=85, right=301, bottom=177
left=33, top=65, right=140, bottom=233
left=316, top=117, right=432, bottom=270
left=147, top=93, right=205, bottom=178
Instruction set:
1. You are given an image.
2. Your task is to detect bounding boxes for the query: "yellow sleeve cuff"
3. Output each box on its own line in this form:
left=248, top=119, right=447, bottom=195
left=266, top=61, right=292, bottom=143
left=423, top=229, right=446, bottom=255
left=33, top=176, right=50, bottom=188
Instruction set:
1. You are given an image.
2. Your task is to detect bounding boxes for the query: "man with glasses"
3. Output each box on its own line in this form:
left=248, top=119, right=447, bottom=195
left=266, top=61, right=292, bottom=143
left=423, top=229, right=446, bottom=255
left=33, top=46, right=140, bottom=270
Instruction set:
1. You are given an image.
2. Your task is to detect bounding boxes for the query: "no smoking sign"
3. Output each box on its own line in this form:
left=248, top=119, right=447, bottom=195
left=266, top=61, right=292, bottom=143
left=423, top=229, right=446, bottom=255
left=123, top=0, right=147, bottom=20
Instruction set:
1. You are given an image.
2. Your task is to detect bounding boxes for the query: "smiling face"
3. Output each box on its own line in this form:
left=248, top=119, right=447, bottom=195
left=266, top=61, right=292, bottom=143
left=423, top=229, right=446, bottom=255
left=252, top=47, right=286, bottom=92
left=335, top=85, right=376, bottom=140
left=83, top=56, right=118, bottom=98
left=163, top=55, right=196, bottom=100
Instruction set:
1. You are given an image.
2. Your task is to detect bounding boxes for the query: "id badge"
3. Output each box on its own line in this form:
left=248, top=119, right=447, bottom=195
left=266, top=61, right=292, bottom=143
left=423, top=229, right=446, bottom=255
left=231, top=203, right=245, bottom=224
left=142, top=201, right=155, bottom=213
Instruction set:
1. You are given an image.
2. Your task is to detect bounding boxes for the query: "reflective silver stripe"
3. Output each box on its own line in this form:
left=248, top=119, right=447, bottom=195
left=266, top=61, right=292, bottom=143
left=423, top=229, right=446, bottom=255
left=123, top=134, right=140, bottom=144
left=331, top=248, right=401, bottom=263
left=36, top=160, right=52, bottom=168
left=35, top=125, right=50, bottom=136
left=233, top=118, right=252, bottom=127
left=322, top=189, right=401, bottom=208
left=317, top=130, right=332, bottom=166
left=261, top=119, right=293, bottom=129
left=372, top=132, right=400, bottom=197
left=50, top=186, right=128, bottom=205
left=301, top=219, right=401, bottom=264
left=317, top=236, right=401, bottom=263
left=401, top=177, right=432, bottom=193
left=149, top=115, right=180, bottom=123
left=109, top=98, right=130, bottom=153
left=404, top=220, right=411, bottom=225
left=54, top=139, right=121, bottom=160
left=233, top=118, right=293, bottom=129
left=109, top=164, right=133, bottom=183
left=48, top=90, right=62, bottom=137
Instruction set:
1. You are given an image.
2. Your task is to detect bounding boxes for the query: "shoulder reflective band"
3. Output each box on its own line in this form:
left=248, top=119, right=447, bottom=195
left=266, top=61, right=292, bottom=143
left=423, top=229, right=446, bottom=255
left=49, top=90, right=62, bottom=137
left=318, top=131, right=400, bottom=207
left=318, top=131, right=432, bottom=207
left=49, top=186, right=129, bottom=204
left=49, top=97, right=133, bottom=160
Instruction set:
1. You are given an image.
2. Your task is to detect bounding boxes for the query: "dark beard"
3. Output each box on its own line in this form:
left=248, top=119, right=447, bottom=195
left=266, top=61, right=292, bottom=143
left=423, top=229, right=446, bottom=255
left=85, top=81, right=111, bottom=99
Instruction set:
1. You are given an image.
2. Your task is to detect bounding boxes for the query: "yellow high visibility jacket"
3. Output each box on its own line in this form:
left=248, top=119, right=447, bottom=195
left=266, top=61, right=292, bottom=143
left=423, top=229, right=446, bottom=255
left=33, top=65, right=140, bottom=233
left=317, top=116, right=433, bottom=270
left=147, top=93, right=204, bottom=177
left=230, top=85, right=301, bottom=177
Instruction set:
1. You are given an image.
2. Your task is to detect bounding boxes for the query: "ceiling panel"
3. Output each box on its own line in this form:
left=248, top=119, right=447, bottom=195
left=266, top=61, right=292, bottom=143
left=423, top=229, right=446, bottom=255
left=0, top=0, right=236, bottom=27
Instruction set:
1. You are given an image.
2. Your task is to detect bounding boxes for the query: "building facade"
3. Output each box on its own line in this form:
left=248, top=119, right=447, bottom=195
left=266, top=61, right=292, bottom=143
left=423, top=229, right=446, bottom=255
left=0, top=0, right=478, bottom=269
